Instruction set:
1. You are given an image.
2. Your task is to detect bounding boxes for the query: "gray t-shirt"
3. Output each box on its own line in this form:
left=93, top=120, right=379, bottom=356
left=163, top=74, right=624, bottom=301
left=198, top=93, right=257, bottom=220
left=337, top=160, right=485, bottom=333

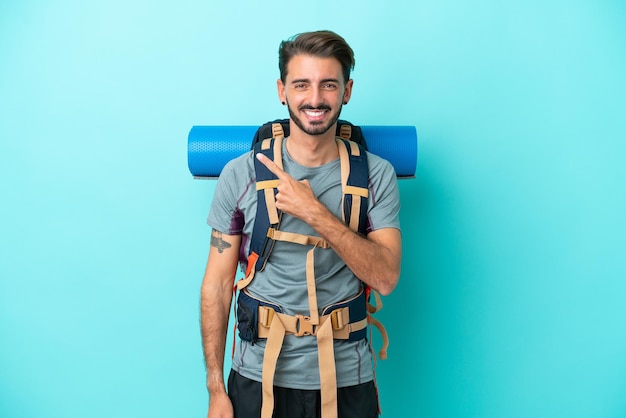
left=207, top=138, right=400, bottom=390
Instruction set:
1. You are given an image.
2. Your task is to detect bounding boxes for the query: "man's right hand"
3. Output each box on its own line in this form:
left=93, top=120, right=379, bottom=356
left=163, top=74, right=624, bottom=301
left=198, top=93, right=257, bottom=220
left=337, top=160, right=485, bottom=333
left=207, top=392, right=234, bottom=418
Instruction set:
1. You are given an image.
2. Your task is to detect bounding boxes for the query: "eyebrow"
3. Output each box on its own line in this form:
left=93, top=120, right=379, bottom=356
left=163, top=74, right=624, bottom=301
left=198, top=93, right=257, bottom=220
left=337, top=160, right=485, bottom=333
left=290, top=78, right=341, bottom=84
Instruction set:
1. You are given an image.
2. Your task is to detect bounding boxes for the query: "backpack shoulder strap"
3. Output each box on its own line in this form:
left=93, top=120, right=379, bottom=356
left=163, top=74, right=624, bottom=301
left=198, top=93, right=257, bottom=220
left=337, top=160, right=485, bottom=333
left=336, top=138, right=369, bottom=234
left=251, top=120, right=289, bottom=149
left=249, top=137, right=284, bottom=273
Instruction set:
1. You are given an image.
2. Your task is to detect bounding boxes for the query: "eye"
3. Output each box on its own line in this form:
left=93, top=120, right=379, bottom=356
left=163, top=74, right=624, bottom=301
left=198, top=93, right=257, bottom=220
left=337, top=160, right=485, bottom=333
left=322, top=83, right=338, bottom=90
left=293, top=83, right=308, bottom=90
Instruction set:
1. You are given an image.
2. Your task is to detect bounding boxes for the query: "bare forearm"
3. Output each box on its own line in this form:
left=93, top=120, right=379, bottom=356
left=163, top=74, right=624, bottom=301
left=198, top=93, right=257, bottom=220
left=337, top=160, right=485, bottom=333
left=305, top=202, right=401, bottom=295
left=200, top=281, right=232, bottom=394
left=200, top=231, right=240, bottom=417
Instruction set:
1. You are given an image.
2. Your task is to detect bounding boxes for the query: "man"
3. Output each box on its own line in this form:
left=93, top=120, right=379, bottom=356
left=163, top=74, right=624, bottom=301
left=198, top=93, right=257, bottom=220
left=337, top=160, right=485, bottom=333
left=200, top=30, right=402, bottom=418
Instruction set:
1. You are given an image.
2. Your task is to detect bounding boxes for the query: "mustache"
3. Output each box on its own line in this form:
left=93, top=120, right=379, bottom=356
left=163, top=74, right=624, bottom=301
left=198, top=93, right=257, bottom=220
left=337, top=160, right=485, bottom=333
left=298, top=104, right=332, bottom=111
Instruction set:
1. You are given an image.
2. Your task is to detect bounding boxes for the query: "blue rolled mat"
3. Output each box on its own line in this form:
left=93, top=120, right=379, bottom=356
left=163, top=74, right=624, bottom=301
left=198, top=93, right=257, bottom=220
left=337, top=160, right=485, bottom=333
left=188, top=125, right=417, bottom=178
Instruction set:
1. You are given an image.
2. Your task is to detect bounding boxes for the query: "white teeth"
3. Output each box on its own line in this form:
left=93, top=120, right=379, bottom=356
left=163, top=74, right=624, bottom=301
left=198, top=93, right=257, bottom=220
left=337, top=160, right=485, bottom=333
left=304, top=110, right=325, bottom=117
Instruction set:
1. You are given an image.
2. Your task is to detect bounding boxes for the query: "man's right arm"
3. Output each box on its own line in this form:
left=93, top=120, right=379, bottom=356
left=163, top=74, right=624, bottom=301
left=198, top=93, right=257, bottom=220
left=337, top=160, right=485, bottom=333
left=200, top=229, right=242, bottom=418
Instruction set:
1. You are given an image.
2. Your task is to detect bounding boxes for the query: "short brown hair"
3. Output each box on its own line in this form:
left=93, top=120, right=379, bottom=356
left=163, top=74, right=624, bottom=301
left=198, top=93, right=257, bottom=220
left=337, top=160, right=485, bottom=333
left=278, top=30, right=355, bottom=84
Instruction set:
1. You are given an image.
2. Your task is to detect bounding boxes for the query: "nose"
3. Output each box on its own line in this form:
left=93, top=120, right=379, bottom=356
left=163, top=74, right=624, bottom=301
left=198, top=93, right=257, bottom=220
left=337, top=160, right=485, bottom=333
left=309, top=86, right=323, bottom=107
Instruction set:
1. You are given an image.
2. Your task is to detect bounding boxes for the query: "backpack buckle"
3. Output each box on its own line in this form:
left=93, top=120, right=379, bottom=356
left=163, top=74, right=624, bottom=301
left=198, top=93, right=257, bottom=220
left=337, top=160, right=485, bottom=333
left=258, top=306, right=275, bottom=328
left=330, top=307, right=349, bottom=330
left=294, top=315, right=315, bottom=336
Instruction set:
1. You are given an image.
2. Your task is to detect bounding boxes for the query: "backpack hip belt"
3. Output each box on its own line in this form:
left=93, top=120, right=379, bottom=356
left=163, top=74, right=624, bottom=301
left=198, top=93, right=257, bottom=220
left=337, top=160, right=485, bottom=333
left=236, top=286, right=387, bottom=418
left=238, top=285, right=370, bottom=342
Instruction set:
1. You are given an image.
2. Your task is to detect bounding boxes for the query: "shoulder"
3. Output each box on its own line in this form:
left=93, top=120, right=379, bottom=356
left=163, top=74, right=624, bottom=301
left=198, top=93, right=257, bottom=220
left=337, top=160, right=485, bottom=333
left=365, top=151, right=396, bottom=179
left=364, top=151, right=399, bottom=208
left=213, top=150, right=257, bottom=204
left=219, top=150, right=256, bottom=181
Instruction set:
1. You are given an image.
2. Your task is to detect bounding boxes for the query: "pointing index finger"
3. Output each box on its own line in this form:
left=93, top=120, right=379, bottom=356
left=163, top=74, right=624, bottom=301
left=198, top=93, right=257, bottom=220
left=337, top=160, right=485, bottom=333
left=256, top=153, right=289, bottom=180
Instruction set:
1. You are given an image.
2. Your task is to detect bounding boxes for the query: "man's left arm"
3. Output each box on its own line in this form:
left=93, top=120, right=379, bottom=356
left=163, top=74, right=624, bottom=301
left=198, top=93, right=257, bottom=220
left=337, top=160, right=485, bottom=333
left=256, top=153, right=401, bottom=295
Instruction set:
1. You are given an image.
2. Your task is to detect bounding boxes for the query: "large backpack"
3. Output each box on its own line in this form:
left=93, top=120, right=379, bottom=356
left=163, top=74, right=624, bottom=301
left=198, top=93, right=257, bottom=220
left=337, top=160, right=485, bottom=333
left=235, top=119, right=388, bottom=418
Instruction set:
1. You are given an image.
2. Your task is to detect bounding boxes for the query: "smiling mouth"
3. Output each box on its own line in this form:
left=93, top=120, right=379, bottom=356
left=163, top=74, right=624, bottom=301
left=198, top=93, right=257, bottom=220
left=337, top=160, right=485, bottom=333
left=302, top=108, right=329, bottom=121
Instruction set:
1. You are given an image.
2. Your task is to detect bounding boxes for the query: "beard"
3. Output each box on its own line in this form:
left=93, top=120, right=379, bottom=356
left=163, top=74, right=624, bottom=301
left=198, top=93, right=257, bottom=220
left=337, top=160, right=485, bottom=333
left=287, top=101, right=343, bottom=136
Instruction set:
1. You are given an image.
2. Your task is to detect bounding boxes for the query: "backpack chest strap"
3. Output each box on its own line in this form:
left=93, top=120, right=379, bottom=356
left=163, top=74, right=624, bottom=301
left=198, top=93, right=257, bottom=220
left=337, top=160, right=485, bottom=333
left=268, top=228, right=331, bottom=248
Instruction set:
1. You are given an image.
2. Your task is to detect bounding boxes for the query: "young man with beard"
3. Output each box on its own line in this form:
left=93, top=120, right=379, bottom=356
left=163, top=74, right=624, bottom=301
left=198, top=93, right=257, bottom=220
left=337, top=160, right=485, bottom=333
left=200, top=30, right=402, bottom=418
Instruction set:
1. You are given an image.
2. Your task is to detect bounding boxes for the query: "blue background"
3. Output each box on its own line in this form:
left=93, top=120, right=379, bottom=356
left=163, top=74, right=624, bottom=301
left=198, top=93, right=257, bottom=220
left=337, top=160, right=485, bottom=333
left=1, top=1, right=625, bottom=417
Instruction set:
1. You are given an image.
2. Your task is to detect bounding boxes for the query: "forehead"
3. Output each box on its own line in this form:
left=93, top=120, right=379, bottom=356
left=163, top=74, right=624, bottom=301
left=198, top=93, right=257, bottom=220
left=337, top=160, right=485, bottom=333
left=286, top=54, right=344, bottom=82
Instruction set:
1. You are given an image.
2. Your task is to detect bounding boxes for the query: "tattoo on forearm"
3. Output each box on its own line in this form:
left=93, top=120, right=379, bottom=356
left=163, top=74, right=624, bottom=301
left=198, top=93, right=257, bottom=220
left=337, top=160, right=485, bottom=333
left=211, top=231, right=232, bottom=253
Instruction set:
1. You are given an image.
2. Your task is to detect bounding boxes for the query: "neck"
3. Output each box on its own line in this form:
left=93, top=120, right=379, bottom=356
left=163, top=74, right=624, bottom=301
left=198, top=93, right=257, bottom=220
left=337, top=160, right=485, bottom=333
left=286, top=124, right=339, bottom=167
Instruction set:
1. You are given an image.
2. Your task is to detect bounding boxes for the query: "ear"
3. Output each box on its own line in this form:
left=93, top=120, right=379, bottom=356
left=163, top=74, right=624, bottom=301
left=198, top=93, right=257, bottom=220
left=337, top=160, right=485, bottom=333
left=343, top=79, right=354, bottom=104
left=277, top=79, right=287, bottom=105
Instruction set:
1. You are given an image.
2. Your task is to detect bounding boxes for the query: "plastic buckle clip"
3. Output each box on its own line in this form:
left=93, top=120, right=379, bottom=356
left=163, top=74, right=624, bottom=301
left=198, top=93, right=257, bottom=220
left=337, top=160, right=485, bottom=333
left=294, top=315, right=315, bottom=336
